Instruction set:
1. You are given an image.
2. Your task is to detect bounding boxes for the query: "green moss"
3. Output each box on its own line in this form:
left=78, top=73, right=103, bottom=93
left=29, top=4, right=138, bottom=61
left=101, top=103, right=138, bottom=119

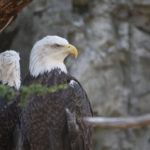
left=0, top=83, right=68, bottom=107
left=0, top=84, right=14, bottom=104
left=18, top=83, right=68, bottom=107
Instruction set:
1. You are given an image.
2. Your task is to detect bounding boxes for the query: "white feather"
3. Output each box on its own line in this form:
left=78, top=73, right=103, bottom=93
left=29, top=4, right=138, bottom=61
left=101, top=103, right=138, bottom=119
left=0, top=50, right=21, bottom=90
left=69, top=80, right=78, bottom=87
left=29, top=36, right=69, bottom=77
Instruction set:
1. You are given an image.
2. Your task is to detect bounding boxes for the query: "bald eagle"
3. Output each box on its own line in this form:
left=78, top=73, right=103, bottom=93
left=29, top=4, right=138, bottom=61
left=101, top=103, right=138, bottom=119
left=0, top=50, right=21, bottom=150
left=21, top=36, right=93, bottom=150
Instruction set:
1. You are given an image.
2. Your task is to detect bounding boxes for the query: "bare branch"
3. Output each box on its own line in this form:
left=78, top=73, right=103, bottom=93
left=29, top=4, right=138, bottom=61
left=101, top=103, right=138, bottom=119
left=84, top=114, right=150, bottom=128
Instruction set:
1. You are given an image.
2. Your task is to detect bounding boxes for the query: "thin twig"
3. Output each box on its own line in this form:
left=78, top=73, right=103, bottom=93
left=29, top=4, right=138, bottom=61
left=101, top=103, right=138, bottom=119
left=0, top=16, right=14, bottom=33
left=84, top=114, right=150, bottom=128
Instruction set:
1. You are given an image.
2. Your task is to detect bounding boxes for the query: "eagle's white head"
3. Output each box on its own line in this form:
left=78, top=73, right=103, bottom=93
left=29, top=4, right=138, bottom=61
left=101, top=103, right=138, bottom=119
left=0, top=50, right=21, bottom=90
left=29, top=36, right=78, bottom=77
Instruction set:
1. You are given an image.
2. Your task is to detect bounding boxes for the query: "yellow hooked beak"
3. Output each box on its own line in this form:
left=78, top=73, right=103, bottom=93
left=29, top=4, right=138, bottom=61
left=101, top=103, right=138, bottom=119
left=62, top=44, right=78, bottom=58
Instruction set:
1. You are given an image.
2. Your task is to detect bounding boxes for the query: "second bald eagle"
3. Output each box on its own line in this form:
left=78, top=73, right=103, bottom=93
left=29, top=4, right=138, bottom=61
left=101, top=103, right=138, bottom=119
left=21, top=36, right=92, bottom=150
left=0, top=50, right=21, bottom=150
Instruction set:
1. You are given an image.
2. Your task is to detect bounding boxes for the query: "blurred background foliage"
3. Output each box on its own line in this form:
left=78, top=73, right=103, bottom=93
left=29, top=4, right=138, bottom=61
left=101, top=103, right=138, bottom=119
left=1, top=0, right=150, bottom=149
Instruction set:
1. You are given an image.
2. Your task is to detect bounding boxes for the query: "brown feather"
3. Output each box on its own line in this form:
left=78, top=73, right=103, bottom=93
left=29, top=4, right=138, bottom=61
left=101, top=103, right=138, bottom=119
left=21, top=68, right=93, bottom=150
left=0, top=91, right=20, bottom=150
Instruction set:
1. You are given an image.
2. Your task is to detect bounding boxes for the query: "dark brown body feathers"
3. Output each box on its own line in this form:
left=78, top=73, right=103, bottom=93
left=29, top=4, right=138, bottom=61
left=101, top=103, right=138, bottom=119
left=21, top=69, right=92, bottom=150
left=0, top=92, right=20, bottom=150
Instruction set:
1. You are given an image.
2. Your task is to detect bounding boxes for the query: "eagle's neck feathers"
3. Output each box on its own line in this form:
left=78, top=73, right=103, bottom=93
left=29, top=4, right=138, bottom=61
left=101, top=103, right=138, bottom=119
left=29, top=51, right=67, bottom=77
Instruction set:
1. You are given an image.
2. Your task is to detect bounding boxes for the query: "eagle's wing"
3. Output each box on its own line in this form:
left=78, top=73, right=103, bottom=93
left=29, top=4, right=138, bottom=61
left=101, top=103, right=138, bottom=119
left=64, top=79, right=93, bottom=150
left=65, top=108, right=85, bottom=150
left=0, top=95, right=20, bottom=150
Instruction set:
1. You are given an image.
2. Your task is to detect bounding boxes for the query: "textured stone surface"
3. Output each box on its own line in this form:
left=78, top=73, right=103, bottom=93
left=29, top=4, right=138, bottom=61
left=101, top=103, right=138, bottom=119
left=1, top=0, right=150, bottom=149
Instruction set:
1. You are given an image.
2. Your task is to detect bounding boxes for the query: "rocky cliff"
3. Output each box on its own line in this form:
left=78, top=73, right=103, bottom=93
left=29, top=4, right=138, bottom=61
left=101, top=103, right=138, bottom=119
left=1, top=0, right=150, bottom=149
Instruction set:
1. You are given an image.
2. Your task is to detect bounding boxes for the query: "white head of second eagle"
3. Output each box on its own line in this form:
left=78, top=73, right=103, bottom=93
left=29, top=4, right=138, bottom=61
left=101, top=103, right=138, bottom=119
left=29, top=36, right=78, bottom=77
left=0, top=50, right=21, bottom=90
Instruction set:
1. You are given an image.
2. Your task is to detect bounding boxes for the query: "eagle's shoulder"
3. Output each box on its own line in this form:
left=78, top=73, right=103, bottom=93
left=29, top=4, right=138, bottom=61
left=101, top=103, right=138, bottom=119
left=66, top=75, right=93, bottom=116
left=23, top=69, right=92, bottom=116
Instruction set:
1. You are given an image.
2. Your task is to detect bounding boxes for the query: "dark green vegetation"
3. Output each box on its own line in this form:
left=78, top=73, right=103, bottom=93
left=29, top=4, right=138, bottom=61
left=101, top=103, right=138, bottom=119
left=0, top=84, right=14, bottom=104
left=0, top=83, right=68, bottom=107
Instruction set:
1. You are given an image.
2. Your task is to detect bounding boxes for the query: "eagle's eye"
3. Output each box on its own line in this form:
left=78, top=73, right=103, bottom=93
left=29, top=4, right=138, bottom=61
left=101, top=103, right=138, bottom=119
left=52, top=44, right=63, bottom=48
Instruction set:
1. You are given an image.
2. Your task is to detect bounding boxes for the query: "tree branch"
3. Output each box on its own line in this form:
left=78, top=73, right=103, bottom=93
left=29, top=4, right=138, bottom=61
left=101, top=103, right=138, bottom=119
left=0, top=0, right=32, bottom=32
left=84, top=114, right=150, bottom=128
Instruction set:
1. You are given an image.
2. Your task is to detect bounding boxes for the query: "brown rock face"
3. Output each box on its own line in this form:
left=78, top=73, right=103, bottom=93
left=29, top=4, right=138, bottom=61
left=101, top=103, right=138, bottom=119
left=0, top=0, right=32, bottom=32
